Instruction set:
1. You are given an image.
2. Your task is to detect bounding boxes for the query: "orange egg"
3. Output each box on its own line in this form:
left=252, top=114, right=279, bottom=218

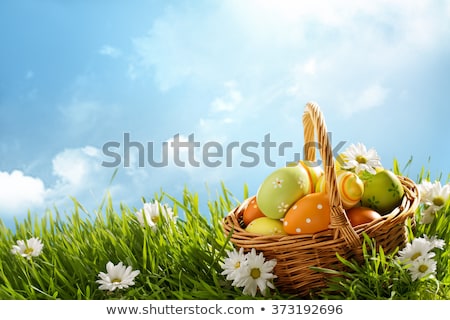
left=283, top=192, right=331, bottom=235
left=345, top=206, right=381, bottom=227
left=243, top=196, right=266, bottom=226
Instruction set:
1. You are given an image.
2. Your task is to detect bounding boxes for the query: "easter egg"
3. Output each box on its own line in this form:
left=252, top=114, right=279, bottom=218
left=336, top=171, right=364, bottom=209
left=315, top=174, right=326, bottom=193
left=361, top=169, right=404, bottom=215
left=298, top=160, right=324, bottom=193
left=283, top=192, right=331, bottom=235
left=256, top=165, right=311, bottom=219
left=245, top=217, right=287, bottom=236
left=242, top=196, right=266, bottom=226
left=345, top=206, right=381, bottom=226
left=316, top=170, right=364, bottom=209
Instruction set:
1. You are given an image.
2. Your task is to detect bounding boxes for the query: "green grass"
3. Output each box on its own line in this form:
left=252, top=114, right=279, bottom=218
left=0, top=184, right=251, bottom=299
left=0, top=164, right=449, bottom=300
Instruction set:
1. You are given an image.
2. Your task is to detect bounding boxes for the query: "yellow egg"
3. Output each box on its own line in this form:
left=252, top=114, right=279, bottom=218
left=315, top=174, right=326, bottom=193
left=245, top=217, right=287, bottom=235
left=298, top=160, right=324, bottom=193
left=337, top=171, right=364, bottom=209
left=315, top=170, right=364, bottom=209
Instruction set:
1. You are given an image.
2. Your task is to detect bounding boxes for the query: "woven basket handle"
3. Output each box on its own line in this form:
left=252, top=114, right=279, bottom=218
left=302, top=102, right=361, bottom=248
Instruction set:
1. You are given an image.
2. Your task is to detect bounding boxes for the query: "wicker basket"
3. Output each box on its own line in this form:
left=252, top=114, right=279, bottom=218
left=222, top=102, right=420, bottom=297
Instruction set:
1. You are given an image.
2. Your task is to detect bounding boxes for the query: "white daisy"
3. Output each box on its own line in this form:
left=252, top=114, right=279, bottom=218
left=96, top=261, right=140, bottom=292
left=419, top=180, right=450, bottom=213
left=420, top=207, right=436, bottom=224
left=221, top=248, right=247, bottom=283
left=233, top=248, right=277, bottom=297
left=341, top=143, right=382, bottom=175
left=397, top=237, right=436, bottom=263
left=408, top=256, right=437, bottom=281
left=423, top=235, right=445, bottom=250
left=11, top=237, right=44, bottom=259
left=135, top=200, right=176, bottom=229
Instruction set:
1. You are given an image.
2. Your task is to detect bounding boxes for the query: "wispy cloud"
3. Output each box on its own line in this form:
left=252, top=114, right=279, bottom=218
left=337, top=84, right=390, bottom=117
left=99, top=45, right=122, bottom=58
left=131, top=0, right=448, bottom=110
left=211, top=81, right=242, bottom=113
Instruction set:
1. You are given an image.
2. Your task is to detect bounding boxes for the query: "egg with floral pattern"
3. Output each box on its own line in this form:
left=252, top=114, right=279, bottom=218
left=283, top=192, right=331, bottom=235
left=256, top=165, right=311, bottom=219
left=361, top=169, right=404, bottom=215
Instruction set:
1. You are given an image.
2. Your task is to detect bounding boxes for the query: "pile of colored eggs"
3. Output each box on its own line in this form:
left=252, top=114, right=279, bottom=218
left=243, top=160, right=403, bottom=236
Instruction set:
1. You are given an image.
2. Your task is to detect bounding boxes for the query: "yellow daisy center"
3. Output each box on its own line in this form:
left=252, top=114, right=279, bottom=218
left=24, top=248, right=34, bottom=255
left=418, top=264, right=429, bottom=273
left=356, top=155, right=367, bottom=164
left=411, top=252, right=421, bottom=260
left=234, top=261, right=241, bottom=269
left=433, top=197, right=445, bottom=207
left=250, top=268, right=261, bottom=279
left=111, top=278, right=122, bottom=284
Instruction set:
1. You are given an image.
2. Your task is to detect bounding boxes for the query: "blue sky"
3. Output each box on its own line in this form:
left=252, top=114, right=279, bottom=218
left=1, top=0, right=449, bottom=229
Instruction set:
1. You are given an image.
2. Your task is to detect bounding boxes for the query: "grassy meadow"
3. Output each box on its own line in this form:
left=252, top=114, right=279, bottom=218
left=0, top=163, right=449, bottom=300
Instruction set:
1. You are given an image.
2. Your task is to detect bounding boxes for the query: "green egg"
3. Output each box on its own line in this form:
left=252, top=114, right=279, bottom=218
left=256, top=165, right=311, bottom=219
left=361, top=169, right=404, bottom=215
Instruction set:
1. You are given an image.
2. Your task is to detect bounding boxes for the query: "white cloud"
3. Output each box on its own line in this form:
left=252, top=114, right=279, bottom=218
left=0, top=146, right=114, bottom=217
left=0, top=170, right=46, bottom=215
left=99, top=45, right=122, bottom=58
left=60, top=99, right=101, bottom=129
left=354, top=84, right=389, bottom=112
left=334, top=84, right=390, bottom=117
left=58, top=98, right=120, bottom=137
left=47, top=146, right=116, bottom=207
left=52, top=146, right=102, bottom=188
left=127, top=64, right=138, bottom=80
left=302, top=59, right=317, bottom=76
left=211, top=81, right=242, bottom=112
